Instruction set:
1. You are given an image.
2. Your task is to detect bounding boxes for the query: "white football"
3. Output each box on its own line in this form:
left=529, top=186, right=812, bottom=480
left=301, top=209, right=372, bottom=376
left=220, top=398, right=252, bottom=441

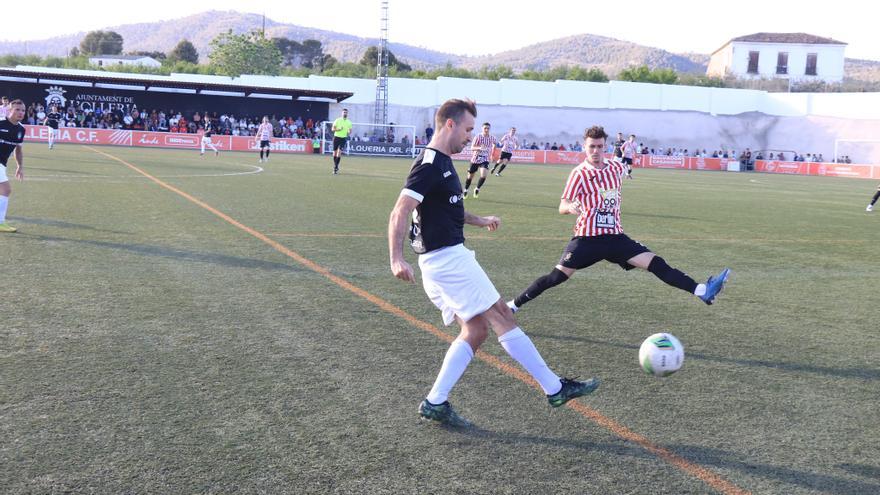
left=639, top=333, right=684, bottom=377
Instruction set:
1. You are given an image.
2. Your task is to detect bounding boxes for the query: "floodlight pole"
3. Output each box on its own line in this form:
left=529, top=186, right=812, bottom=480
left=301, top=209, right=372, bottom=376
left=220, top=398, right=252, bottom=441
left=374, top=0, right=390, bottom=126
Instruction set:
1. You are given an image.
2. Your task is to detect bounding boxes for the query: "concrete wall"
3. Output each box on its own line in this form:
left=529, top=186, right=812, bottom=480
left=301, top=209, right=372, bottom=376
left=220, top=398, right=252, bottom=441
left=14, top=66, right=877, bottom=162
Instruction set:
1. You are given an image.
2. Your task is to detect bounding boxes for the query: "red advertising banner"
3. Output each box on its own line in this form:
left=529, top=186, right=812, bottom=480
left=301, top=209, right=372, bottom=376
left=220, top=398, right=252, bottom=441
left=23, top=125, right=312, bottom=154
left=810, top=162, right=875, bottom=179
left=643, top=155, right=688, bottom=169
left=754, top=160, right=810, bottom=175
left=20, top=125, right=879, bottom=179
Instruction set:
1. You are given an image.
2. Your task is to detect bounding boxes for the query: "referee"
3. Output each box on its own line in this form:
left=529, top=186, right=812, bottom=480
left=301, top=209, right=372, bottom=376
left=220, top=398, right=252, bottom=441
left=331, top=108, right=352, bottom=174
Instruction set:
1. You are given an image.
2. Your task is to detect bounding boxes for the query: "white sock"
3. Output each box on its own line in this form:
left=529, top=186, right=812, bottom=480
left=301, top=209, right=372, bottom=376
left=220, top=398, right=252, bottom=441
left=426, top=339, right=474, bottom=404
left=694, top=283, right=707, bottom=296
left=498, top=327, right=561, bottom=395
left=0, top=195, right=8, bottom=223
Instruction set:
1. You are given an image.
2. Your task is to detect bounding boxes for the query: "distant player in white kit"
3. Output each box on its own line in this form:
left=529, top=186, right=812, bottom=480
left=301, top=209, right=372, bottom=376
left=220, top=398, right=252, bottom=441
left=200, top=115, right=220, bottom=156
left=490, top=126, right=518, bottom=177
left=255, top=116, right=273, bottom=163
left=462, top=122, right=497, bottom=198
left=620, top=133, right=637, bottom=179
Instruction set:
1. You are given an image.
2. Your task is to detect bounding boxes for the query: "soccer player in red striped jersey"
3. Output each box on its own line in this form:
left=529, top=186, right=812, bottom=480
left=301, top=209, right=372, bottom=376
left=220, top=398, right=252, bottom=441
left=462, top=122, right=497, bottom=198
left=490, top=127, right=518, bottom=176
left=508, top=125, right=730, bottom=312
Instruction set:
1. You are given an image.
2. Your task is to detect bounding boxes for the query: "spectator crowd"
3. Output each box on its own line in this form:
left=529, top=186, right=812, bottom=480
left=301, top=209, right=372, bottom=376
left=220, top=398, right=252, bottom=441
left=19, top=101, right=322, bottom=139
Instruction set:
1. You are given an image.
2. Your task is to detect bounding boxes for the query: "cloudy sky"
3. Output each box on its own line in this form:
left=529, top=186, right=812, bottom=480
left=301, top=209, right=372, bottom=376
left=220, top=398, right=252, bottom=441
left=4, top=0, right=877, bottom=60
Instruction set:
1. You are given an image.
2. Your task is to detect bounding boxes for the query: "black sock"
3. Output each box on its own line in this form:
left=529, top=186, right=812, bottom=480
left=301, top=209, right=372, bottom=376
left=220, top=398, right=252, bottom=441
left=259, top=150, right=263, bottom=159
left=464, top=177, right=472, bottom=190
left=498, top=163, right=507, bottom=173
left=648, top=256, right=697, bottom=294
left=476, top=177, right=486, bottom=189
left=266, top=149, right=270, bottom=158
left=491, top=162, right=499, bottom=173
left=871, top=190, right=880, bottom=206
left=514, top=268, right=569, bottom=307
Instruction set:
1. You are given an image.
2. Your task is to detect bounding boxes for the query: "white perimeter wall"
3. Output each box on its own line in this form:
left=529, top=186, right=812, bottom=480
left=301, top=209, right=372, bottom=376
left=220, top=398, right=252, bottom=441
left=15, top=66, right=877, bottom=161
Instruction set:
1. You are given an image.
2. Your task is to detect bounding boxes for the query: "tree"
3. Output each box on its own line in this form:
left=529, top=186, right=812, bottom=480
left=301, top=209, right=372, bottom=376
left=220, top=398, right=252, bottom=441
left=617, top=65, right=678, bottom=84
left=168, top=40, right=199, bottom=64
left=299, top=39, right=327, bottom=69
left=79, top=30, right=124, bottom=55
left=208, top=30, right=282, bottom=77
left=359, top=46, right=412, bottom=72
left=128, top=50, right=166, bottom=61
left=272, top=37, right=303, bottom=66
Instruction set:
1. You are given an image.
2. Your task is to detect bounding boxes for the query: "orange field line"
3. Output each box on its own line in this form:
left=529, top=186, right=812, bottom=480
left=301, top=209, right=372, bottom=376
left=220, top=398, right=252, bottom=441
left=89, top=147, right=750, bottom=495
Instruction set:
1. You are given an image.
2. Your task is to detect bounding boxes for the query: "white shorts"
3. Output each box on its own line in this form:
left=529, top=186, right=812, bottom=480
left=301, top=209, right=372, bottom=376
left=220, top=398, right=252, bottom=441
left=201, top=136, right=212, bottom=143
left=0, top=165, right=7, bottom=183
left=418, top=244, right=501, bottom=326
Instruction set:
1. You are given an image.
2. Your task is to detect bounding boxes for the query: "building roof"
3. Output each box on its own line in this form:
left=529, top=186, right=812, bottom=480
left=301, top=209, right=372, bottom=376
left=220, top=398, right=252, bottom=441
left=88, top=55, right=159, bottom=61
left=0, top=66, right=353, bottom=102
left=712, top=32, right=847, bottom=55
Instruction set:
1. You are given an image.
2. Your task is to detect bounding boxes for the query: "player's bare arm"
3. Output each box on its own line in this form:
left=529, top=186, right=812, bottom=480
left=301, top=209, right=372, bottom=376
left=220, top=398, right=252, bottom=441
left=464, top=211, right=500, bottom=231
left=388, top=194, right=419, bottom=282
left=14, top=145, right=23, bottom=180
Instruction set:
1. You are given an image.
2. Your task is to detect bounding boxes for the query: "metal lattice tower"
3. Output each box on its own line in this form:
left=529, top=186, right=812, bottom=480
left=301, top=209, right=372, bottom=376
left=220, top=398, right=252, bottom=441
left=374, top=0, right=390, bottom=126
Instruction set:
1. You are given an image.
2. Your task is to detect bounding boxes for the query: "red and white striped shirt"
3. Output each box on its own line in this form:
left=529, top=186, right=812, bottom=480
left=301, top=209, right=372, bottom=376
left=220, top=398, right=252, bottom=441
left=257, top=123, right=273, bottom=141
left=470, top=134, right=497, bottom=163
left=499, top=133, right=518, bottom=153
left=562, top=158, right=628, bottom=237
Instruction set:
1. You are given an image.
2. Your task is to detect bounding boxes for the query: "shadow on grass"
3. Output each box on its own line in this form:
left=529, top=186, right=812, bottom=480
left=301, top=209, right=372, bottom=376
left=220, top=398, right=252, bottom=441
left=669, top=444, right=880, bottom=495
left=18, top=233, right=308, bottom=273
left=837, top=463, right=880, bottom=480
left=10, top=216, right=130, bottom=234
left=530, top=333, right=880, bottom=380
left=25, top=165, right=107, bottom=175
left=440, top=426, right=880, bottom=494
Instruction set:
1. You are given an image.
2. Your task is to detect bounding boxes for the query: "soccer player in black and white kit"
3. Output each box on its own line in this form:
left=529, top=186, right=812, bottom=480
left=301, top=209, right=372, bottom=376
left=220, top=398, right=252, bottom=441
left=612, top=131, right=625, bottom=161
left=200, top=115, right=220, bottom=156
left=490, top=126, right=518, bottom=177
left=42, top=105, right=62, bottom=150
left=388, top=98, right=598, bottom=427
left=867, top=185, right=879, bottom=212
left=0, top=99, right=26, bottom=233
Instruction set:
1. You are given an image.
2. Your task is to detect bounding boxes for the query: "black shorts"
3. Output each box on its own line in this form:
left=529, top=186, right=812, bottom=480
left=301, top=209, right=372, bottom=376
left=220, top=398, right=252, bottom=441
left=260, top=140, right=270, bottom=148
left=622, top=157, right=633, bottom=165
left=558, top=234, right=651, bottom=271
left=468, top=161, right=490, bottom=174
left=333, top=136, right=348, bottom=151
left=500, top=151, right=513, bottom=161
